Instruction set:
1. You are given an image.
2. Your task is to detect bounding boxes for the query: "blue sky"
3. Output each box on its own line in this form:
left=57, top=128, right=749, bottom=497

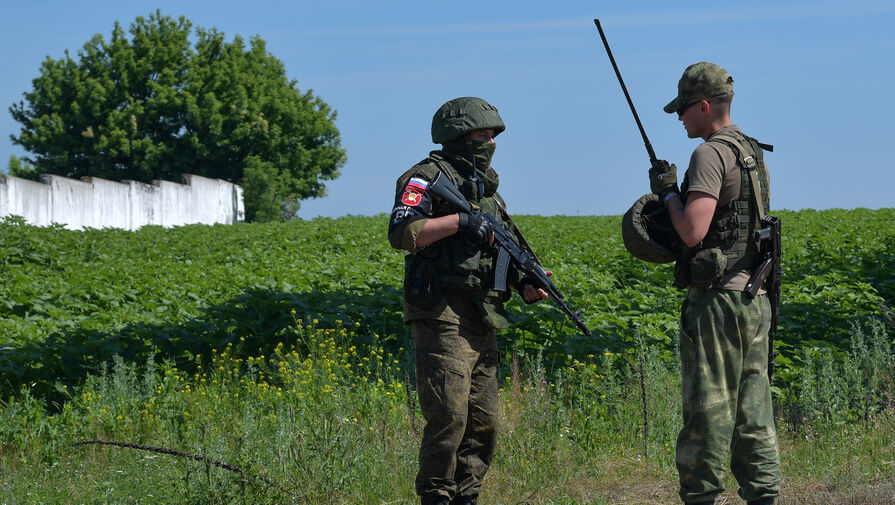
left=2, top=1, right=893, bottom=217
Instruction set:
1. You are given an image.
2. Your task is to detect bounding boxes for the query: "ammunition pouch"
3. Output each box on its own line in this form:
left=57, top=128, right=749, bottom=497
left=674, top=247, right=727, bottom=289
left=404, top=254, right=441, bottom=308
left=405, top=228, right=502, bottom=306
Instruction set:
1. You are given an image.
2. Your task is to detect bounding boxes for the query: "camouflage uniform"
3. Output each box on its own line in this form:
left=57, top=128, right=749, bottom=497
left=678, top=287, right=779, bottom=504
left=663, top=63, right=781, bottom=505
left=388, top=97, right=524, bottom=505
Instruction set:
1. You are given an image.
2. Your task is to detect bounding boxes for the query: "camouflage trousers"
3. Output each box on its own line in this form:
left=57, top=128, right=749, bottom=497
left=410, top=318, right=500, bottom=501
left=677, top=287, right=781, bottom=504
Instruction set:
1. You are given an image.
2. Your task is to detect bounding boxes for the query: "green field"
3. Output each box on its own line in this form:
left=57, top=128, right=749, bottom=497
left=1, top=209, right=894, bottom=504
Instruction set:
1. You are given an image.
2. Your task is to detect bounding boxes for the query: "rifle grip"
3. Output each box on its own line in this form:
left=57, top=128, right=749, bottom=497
left=744, top=257, right=773, bottom=299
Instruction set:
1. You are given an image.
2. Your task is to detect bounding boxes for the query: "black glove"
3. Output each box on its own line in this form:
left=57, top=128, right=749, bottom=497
left=457, top=211, right=491, bottom=246
left=649, top=159, right=680, bottom=200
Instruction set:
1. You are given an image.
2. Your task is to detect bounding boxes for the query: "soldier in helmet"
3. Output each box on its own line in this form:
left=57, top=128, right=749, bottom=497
left=388, top=97, right=548, bottom=505
left=648, top=63, right=781, bottom=505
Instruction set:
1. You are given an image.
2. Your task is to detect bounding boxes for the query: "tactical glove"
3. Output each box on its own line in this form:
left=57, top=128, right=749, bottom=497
left=457, top=211, right=492, bottom=246
left=649, top=159, right=680, bottom=200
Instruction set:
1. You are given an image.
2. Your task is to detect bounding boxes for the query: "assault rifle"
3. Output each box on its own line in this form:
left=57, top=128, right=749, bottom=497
left=427, top=172, right=592, bottom=336
left=745, top=216, right=782, bottom=383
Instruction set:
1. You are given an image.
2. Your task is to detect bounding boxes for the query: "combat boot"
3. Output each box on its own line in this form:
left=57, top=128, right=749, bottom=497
left=450, top=496, right=477, bottom=505
left=420, top=494, right=449, bottom=505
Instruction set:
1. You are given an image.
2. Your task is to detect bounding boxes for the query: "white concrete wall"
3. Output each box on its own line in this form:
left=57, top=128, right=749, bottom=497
left=84, top=177, right=131, bottom=230
left=0, top=176, right=51, bottom=226
left=0, top=173, right=243, bottom=230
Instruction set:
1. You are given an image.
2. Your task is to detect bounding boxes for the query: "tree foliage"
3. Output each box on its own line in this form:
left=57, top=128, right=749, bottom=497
left=8, top=10, right=346, bottom=221
left=6, top=154, right=38, bottom=180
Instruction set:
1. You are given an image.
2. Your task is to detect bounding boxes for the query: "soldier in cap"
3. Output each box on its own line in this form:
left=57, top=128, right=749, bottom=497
left=649, top=62, right=781, bottom=505
left=388, top=97, right=548, bottom=505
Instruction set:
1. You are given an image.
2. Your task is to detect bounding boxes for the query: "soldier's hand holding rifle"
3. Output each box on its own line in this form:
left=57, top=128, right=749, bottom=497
left=457, top=210, right=492, bottom=245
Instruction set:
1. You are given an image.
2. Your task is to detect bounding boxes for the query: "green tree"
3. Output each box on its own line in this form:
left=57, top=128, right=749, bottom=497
left=6, top=154, right=39, bottom=180
left=8, top=10, right=346, bottom=221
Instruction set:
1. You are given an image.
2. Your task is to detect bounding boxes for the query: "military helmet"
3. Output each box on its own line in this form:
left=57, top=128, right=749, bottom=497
left=621, top=193, right=684, bottom=264
left=431, top=97, right=506, bottom=144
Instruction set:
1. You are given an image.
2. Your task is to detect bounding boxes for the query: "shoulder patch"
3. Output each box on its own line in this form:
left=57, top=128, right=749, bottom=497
left=407, top=177, right=429, bottom=191
left=401, top=188, right=423, bottom=206
left=401, top=178, right=426, bottom=206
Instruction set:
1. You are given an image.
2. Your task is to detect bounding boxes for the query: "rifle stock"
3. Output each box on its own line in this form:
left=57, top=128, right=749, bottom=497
left=428, top=172, right=592, bottom=336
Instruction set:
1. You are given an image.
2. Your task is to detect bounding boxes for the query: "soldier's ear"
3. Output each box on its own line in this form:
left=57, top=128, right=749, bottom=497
left=700, top=99, right=711, bottom=115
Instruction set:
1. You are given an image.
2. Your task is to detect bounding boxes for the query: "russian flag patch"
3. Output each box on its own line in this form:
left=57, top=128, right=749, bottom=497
left=407, top=177, right=428, bottom=191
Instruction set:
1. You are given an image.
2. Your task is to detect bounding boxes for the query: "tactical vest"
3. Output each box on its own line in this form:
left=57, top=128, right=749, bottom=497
left=674, top=132, right=771, bottom=289
left=403, top=154, right=517, bottom=307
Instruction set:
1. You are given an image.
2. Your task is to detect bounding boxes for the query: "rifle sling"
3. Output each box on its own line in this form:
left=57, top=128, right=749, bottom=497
left=749, top=168, right=766, bottom=222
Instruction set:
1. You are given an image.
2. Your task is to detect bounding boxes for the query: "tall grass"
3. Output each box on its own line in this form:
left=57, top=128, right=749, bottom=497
left=2, top=317, right=893, bottom=504
left=779, top=319, right=895, bottom=430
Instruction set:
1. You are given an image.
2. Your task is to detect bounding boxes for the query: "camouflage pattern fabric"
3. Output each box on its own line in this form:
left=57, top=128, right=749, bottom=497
left=664, top=62, right=734, bottom=114
left=411, top=318, right=499, bottom=501
left=677, top=287, right=781, bottom=504
left=621, top=192, right=683, bottom=264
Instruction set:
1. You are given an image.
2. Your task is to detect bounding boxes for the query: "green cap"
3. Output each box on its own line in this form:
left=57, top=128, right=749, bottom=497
left=431, top=97, right=505, bottom=144
left=663, top=62, right=733, bottom=114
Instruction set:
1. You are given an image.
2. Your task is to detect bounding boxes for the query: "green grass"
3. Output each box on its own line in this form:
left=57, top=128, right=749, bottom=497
left=2, top=319, right=894, bottom=504
left=1, top=209, right=894, bottom=503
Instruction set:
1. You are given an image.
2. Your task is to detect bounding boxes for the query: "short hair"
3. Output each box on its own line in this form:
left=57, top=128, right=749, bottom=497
left=708, top=91, right=734, bottom=115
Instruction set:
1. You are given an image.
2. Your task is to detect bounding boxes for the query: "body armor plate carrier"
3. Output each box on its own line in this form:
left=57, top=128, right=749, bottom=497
left=674, top=133, right=772, bottom=289
left=403, top=155, right=520, bottom=328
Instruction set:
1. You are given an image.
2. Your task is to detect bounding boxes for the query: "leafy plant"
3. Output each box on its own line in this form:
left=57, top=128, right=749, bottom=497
left=0, top=209, right=893, bottom=407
